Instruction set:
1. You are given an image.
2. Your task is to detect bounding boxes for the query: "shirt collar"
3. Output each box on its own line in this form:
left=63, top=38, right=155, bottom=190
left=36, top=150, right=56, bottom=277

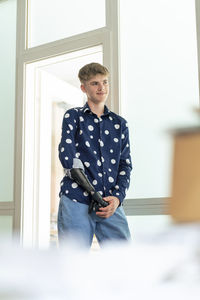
left=82, top=102, right=111, bottom=116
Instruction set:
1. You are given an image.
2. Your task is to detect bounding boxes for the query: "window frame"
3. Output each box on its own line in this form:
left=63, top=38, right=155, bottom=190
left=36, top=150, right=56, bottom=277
left=14, top=0, right=121, bottom=245
left=0, top=0, right=17, bottom=238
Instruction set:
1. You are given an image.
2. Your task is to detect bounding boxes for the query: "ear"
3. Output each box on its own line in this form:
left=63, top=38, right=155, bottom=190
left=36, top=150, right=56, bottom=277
left=80, top=84, right=86, bottom=93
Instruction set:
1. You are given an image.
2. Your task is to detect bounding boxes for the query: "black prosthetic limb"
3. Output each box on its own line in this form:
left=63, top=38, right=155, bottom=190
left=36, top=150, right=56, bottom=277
left=70, top=168, right=109, bottom=213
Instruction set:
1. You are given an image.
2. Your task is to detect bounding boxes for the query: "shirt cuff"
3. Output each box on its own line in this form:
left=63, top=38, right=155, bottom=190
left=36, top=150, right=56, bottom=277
left=112, top=190, right=124, bottom=205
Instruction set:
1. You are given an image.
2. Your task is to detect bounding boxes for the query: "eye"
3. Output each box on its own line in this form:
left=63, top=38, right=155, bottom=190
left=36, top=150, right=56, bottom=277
left=91, top=81, right=98, bottom=86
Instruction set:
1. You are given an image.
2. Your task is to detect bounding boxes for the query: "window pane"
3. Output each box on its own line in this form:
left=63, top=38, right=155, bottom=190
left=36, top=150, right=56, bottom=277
left=0, top=0, right=16, bottom=202
left=127, top=215, right=172, bottom=239
left=120, top=0, right=199, bottom=199
left=0, top=216, right=13, bottom=239
left=28, top=0, right=106, bottom=48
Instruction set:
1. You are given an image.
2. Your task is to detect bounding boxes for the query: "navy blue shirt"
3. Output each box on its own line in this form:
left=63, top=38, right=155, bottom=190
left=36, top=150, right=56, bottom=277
left=58, top=102, right=132, bottom=205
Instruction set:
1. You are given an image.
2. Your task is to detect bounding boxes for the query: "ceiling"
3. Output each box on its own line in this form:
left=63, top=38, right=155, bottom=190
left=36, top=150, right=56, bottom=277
left=40, top=46, right=103, bottom=89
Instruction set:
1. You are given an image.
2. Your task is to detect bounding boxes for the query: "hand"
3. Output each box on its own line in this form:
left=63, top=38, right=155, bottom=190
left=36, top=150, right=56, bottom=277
left=96, top=196, right=120, bottom=218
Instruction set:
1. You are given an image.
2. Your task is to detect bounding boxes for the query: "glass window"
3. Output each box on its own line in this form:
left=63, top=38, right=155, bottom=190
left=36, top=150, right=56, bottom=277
left=0, top=216, right=13, bottom=239
left=28, top=0, right=106, bottom=48
left=127, top=215, right=172, bottom=239
left=120, top=0, right=199, bottom=199
left=0, top=0, right=16, bottom=202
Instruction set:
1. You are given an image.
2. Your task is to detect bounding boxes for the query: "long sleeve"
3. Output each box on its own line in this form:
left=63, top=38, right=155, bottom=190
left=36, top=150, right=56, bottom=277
left=58, top=109, right=78, bottom=170
left=112, top=122, right=132, bottom=204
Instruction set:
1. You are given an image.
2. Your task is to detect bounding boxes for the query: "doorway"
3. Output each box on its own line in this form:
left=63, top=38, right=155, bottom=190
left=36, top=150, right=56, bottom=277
left=23, top=45, right=103, bottom=248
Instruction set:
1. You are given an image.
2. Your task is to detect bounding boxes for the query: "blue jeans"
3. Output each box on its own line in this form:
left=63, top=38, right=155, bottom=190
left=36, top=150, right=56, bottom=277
left=57, top=195, right=131, bottom=247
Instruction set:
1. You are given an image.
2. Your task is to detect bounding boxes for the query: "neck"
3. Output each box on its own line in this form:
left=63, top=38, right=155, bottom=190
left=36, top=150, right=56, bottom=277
left=87, top=100, right=105, bottom=117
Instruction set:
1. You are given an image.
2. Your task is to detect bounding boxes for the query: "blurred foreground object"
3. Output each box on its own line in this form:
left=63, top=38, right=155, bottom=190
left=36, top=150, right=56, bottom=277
left=170, top=126, right=200, bottom=222
left=0, top=224, right=200, bottom=300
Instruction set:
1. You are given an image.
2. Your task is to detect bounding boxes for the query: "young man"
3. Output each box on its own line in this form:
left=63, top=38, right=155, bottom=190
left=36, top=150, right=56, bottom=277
left=58, top=62, right=132, bottom=247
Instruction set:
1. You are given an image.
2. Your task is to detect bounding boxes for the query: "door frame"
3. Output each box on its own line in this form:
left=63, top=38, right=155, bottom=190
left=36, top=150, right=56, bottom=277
left=14, top=0, right=120, bottom=245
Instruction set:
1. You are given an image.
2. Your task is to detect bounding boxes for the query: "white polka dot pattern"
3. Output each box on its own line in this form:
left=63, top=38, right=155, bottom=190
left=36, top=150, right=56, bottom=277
left=120, top=171, right=126, bottom=175
left=84, top=162, right=90, bottom=167
left=85, top=141, right=90, bottom=147
left=108, top=177, right=114, bottom=183
left=88, top=125, right=94, bottom=131
left=99, top=140, right=104, bottom=147
left=66, top=139, right=72, bottom=144
left=59, top=103, right=132, bottom=205
left=72, top=182, right=78, bottom=188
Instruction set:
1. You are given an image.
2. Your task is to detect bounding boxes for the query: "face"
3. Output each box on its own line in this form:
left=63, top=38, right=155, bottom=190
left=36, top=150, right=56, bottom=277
left=81, top=74, right=109, bottom=104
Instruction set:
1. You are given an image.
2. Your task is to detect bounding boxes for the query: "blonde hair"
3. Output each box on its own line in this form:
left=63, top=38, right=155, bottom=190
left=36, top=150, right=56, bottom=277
left=78, top=62, right=109, bottom=83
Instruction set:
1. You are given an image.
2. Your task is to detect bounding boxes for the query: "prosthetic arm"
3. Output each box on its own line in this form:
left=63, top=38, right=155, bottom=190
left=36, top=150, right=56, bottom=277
left=66, top=159, right=108, bottom=214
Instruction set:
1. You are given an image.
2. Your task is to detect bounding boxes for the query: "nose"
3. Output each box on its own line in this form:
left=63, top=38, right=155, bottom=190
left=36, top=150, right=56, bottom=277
left=97, top=83, right=104, bottom=91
